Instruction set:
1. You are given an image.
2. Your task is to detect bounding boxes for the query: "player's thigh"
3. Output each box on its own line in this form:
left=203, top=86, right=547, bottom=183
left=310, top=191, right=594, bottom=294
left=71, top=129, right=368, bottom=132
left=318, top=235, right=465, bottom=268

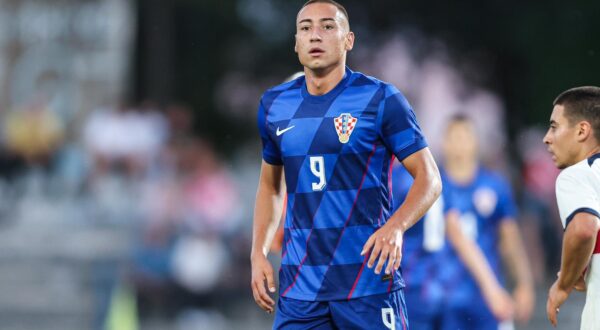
left=330, top=289, right=409, bottom=330
left=273, top=296, right=334, bottom=330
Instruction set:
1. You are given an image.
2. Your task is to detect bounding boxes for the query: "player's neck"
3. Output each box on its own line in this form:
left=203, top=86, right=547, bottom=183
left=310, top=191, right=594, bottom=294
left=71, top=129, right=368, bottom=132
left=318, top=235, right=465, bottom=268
left=445, top=159, right=478, bottom=184
left=304, top=64, right=346, bottom=96
left=582, top=144, right=600, bottom=161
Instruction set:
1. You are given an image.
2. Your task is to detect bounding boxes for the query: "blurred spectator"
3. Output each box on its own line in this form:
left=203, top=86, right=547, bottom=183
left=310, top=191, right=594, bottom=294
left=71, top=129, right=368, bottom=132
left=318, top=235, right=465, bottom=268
left=132, top=136, right=242, bottom=319
left=4, top=97, right=64, bottom=168
left=83, top=101, right=168, bottom=179
left=179, top=139, right=241, bottom=234
left=165, top=103, right=195, bottom=143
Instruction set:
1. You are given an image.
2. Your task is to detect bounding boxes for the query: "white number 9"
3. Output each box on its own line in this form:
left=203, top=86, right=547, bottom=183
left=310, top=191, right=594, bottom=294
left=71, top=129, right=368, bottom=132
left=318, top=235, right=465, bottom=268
left=310, top=156, right=326, bottom=191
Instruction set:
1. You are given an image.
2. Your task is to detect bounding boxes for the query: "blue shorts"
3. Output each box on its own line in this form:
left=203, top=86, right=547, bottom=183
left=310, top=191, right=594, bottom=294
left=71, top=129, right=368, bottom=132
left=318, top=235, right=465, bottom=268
left=273, top=289, right=408, bottom=330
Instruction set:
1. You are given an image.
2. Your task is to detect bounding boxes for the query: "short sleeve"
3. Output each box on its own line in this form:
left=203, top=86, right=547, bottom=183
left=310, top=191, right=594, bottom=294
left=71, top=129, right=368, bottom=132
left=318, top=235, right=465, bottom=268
left=257, top=99, right=283, bottom=165
left=556, top=166, right=600, bottom=228
left=377, top=85, right=428, bottom=161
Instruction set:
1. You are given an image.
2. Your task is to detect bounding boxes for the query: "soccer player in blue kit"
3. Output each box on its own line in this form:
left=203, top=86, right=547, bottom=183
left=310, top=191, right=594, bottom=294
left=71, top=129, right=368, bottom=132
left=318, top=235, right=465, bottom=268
left=250, top=0, right=442, bottom=329
left=393, top=160, right=514, bottom=330
left=438, top=115, right=535, bottom=330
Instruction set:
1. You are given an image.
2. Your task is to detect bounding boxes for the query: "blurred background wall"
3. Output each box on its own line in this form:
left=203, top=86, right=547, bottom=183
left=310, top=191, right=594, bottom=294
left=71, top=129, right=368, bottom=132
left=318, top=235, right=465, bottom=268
left=0, top=0, right=598, bottom=329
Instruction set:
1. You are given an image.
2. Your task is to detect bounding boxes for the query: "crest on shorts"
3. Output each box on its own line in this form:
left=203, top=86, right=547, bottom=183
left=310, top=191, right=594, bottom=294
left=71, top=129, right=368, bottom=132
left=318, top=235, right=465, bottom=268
left=334, top=113, right=357, bottom=143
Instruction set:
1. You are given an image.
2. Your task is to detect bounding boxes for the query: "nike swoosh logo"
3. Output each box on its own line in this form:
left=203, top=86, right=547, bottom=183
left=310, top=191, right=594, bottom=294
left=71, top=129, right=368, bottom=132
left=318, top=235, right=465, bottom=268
left=276, top=125, right=295, bottom=136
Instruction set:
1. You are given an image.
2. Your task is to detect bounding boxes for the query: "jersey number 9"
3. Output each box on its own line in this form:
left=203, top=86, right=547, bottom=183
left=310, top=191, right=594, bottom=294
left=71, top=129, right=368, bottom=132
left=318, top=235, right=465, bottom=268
left=310, top=156, right=326, bottom=191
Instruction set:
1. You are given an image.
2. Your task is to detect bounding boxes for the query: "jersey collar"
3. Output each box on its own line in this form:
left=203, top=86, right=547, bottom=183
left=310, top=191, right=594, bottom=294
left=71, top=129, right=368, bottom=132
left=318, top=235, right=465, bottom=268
left=301, top=67, right=353, bottom=103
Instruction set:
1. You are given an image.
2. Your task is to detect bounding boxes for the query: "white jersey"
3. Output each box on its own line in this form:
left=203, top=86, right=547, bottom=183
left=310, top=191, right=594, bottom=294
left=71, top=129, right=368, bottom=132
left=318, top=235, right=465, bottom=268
left=555, top=155, right=600, bottom=330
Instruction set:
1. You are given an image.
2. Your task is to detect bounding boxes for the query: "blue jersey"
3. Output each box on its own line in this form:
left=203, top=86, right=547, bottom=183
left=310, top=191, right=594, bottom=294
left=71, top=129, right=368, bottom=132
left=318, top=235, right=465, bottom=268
left=392, top=164, right=446, bottom=319
left=440, top=166, right=517, bottom=307
left=257, top=67, right=428, bottom=301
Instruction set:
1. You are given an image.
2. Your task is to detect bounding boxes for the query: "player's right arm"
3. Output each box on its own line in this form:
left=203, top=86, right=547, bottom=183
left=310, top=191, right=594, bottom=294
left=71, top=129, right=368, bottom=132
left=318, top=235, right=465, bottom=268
left=445, top=209, right=514, bottom=321
left=251, top=161, right=285, bottom=313
left=252, top=96, right=285, bottom=313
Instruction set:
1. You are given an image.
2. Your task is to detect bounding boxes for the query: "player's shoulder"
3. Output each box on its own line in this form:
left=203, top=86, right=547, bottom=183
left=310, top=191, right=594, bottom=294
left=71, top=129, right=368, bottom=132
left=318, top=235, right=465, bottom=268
left=261, top=75, right=305, bottom=100
left=351, top=71, right=404, bottom=98
left=348, top=70, right=404, bottom=97
left=557, top=159, right=593, bottom=187
left=348, top=71, right=383, bottom=88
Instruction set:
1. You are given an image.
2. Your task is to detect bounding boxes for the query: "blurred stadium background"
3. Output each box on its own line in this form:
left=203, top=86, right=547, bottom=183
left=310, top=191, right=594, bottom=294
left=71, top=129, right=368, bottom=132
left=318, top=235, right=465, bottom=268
left=0, top=0, right=598, bottom=329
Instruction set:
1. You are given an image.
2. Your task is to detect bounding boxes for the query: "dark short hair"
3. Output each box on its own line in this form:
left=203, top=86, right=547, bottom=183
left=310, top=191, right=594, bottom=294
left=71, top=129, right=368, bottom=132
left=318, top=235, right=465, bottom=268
left=300, top=0, right=350, bottom=29
left=445, top=113, right=476, bottom=136
left=554, top=86, right=600, bottom=142
left=448, top=113, right=471, bottom=124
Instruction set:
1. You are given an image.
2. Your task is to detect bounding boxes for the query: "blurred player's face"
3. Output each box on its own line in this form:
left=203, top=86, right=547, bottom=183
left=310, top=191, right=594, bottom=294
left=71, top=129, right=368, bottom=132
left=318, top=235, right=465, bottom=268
left=443, top=121, right=478, bottom=164
left=295, top=3, right=354, bottom=72
left=543, top=105, right=581, bottom=169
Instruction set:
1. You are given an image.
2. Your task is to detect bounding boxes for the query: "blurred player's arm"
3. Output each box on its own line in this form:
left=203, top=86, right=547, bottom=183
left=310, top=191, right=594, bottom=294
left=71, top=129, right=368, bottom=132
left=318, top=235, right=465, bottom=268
left=548, top=213, right=599, bottom=326
left=250, top=161, right=285, bottom=313
left=363, top=147, right=442, bottom=275
left=499, top=219, right=535, bottom=323
left=446, top=210, right=514, bottom=321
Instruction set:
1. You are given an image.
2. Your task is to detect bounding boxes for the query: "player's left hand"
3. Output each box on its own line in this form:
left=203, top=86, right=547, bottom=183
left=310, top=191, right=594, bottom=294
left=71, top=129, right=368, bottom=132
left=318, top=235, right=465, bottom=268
left=574, top=274, right=587, bottom=291
left=546, top=279, right=570, bottom=327
left=361, top=222, right=404, bottom=275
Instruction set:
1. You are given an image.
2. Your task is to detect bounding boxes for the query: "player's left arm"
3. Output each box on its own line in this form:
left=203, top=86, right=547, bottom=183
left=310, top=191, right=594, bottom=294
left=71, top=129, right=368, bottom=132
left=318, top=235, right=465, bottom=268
left=547, top=212, right=600, bottom=326
left=546, top=168, right=600, bottom=326
left=363, top=87, right=441, bottom=275
left=498, top=218, right=535, bottom=323
left=557, top=213, right=600, bottom=289
left=362, top=147, right=442, bottom=275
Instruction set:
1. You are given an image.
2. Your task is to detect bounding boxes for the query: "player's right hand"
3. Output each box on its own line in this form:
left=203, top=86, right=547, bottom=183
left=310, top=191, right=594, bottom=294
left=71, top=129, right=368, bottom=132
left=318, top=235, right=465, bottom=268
left=482, top=285, right=514, bottom=322
left=251, top=254, right=276, bottom=313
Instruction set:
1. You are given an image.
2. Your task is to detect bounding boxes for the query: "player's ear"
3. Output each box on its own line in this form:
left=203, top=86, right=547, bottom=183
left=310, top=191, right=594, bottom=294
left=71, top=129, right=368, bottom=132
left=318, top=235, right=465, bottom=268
left=576, top=121, right=592, bottom=142
left=294, top=35, right=298, bottom=53
left=345, top=31, right=355, bottom=51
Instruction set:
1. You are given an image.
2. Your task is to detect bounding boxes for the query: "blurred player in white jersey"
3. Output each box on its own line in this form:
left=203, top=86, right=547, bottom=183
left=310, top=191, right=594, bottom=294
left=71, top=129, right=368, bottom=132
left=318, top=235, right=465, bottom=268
left=544, top=86, right=600, bottom=329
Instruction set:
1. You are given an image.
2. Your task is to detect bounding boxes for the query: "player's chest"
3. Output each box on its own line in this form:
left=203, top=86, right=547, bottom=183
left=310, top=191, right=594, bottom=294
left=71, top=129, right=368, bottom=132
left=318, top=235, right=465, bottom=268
left=449, top=186, right=499, bottom=221
left=272, top=109, right=378, bottom=156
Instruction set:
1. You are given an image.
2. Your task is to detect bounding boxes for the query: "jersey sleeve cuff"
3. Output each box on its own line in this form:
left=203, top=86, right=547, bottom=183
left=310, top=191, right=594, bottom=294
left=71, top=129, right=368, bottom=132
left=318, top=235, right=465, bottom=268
left=565, top=207, right=600, bottom=229
left=394, top=138, right=428, bottom=162
left=263, top=154, right=283, bottom=165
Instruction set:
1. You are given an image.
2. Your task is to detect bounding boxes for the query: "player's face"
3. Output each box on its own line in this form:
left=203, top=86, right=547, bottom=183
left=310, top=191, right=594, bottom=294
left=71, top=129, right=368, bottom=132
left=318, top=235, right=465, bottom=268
left=543, top=105, right=580, bottom=169
left=443, top=121, right=478, bottom=163
left=295, top=3, right=354, bottom=72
